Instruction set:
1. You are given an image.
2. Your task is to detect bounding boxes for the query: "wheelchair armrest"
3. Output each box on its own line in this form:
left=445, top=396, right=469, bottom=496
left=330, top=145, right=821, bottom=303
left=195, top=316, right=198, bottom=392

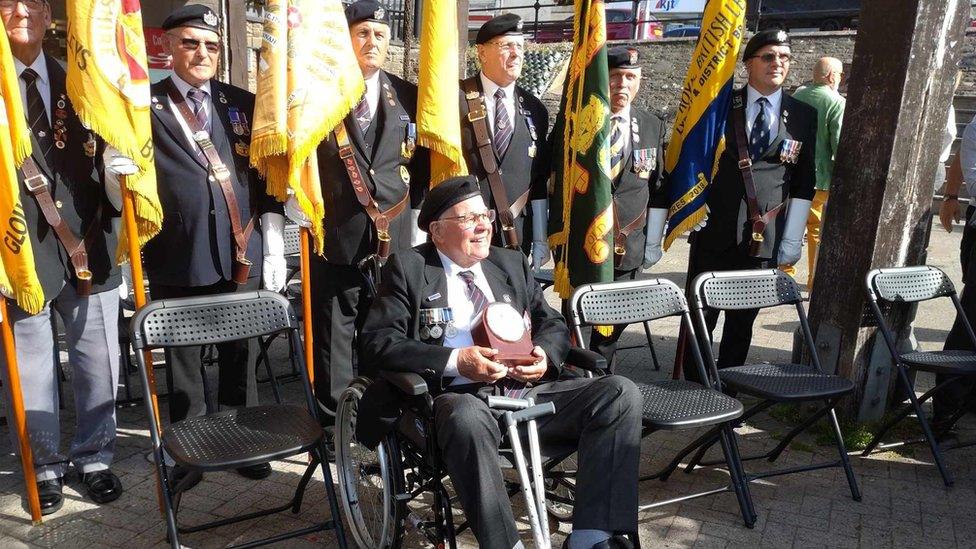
left=565, top=347, right=609, bottom=375
left=379, top=371, right=430, bottom=396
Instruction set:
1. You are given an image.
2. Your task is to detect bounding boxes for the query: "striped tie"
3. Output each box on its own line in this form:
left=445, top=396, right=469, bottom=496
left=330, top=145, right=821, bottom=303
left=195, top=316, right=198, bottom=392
left=493, top=88, right=513, bottom=158
left=186, top=87, right=209, bottom=132
left=609, top=116, right=625, bottom=180
left=354, top=96, right=371, bottom=133
left=459, top=269, right=527, bottom=398
left=21, top=68, right=53, bottom=167
left=749, top=97, right=770, bottom=161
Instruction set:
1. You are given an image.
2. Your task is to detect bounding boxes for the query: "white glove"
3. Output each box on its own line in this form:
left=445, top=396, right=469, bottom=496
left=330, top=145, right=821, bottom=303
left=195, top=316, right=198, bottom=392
left=776, top=198, right=813, bottom=266
left=284, top=196, right=311, bottom=228
left=261, top=212, right=287, bottom=292
left=530, top=199, right=550, bottom=270
left=642, top=208, right=668, bottom=269
left=102, top=146, right=137, bottom=210
left=410, top=209, right=427, bottom=246
left=0, top=284, right=13, bottom=300
left=119, top=262, right=133, bottom=303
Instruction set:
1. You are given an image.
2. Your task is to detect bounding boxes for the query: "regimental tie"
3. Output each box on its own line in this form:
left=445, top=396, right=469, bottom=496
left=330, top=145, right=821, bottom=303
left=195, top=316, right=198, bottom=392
left=21, top=68, right=54, bottom=168
left=458, top=270, right=527, bottom=398
left=749, top=96, right=770, bottom=162
left=186, top=87, right=210, bottom=133
left=354, top=96, right=371, bottom=134
left=609, top=115, right=625, bottom=181
left=493, top=88, right=513, bottom=158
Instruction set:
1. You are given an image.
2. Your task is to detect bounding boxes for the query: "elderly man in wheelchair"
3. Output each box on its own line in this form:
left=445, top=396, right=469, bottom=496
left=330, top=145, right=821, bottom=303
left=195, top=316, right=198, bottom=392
left=337, top=176, right=642, bottom=549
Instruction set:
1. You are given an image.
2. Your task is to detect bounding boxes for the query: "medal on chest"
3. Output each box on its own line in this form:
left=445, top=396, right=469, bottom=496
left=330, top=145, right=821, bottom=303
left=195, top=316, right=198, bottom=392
left=53, top=94, right=68, bottom=149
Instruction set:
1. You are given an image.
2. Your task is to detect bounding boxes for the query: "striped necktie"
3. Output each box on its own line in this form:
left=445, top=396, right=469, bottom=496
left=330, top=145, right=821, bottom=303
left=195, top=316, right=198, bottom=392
left=493, top=88, right=513, bottom=158
left=21, top=68, right=53, bottom=167
left=749, top=97, right=770, bottom=161
left=186, top=87, right=210, bottom=132
left=459, top=269, right=527, bottom=398
left=354, top=96, right=371, bottom=133
left=609, top=115, right=625, bottom=181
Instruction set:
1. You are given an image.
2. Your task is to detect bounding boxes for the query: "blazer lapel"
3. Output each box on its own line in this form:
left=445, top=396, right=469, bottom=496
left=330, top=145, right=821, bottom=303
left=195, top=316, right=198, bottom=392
left=209, top=83, right=233, bottom=164
left=372, top=72, right=400, bottom=163
left=44, top=57, right=67, bottom=176
left=151, top=78, right=207, bottom=169
left=482, top=258, right=517, bottom=310
left=762, top=93, right=789, bottom=160
left=421, top=248, right=450, bottom=346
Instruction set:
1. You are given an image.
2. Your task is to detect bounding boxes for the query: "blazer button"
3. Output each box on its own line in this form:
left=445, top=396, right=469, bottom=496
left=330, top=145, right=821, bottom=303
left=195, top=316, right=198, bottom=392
left=208, top=175, right=216, bottom=182
left=55, top=200, right=62, bottom=209
left=424, top=369, right=435, bottom=376
left=210, top=209, right=216, bottom=215
left=369, top=168, right=375, bottom=175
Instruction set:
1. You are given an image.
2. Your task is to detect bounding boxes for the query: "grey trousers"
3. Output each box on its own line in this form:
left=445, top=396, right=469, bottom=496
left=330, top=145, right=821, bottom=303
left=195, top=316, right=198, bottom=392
left=0, top=283, right=120, bottom=481
left=433, top=375, right=642, bottom=549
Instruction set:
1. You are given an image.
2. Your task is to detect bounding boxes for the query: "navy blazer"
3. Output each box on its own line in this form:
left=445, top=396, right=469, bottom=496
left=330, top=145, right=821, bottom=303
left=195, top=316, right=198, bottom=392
left=144, top=77, right=280, bottom=287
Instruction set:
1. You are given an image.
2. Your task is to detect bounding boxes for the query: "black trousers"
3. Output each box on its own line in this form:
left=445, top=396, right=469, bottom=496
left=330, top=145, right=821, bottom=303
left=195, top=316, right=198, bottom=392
left=588, top=268, right=640, bottom=371
left=433, top=376, right=642, bottom=549
left=149, top=277, right=260, bottom=423
left=683, top=238, right=770, bottom=383
left=310, top=260, right=371, bottom=416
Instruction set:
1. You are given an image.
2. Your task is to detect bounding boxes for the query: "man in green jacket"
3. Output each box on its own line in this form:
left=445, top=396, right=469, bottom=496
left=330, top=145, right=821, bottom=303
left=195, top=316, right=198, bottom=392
left=781, top=57, right=845, bottom=284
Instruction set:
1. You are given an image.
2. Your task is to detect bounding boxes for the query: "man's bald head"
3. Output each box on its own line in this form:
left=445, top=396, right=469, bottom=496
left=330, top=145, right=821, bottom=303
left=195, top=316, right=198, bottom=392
left=813, top=57, right=843, bottom=90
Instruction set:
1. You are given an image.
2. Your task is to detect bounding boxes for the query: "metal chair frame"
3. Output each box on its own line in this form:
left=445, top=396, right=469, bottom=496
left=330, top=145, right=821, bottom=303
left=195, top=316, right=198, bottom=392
left=660, top=270, right=861, bottom=501
left=863, top=265, right=976, bottom=486
left=568, top=277, right=757, bottom=527
left=130, top=290, right=346, bottom=548
left=255, top=221, right=304, bottom=389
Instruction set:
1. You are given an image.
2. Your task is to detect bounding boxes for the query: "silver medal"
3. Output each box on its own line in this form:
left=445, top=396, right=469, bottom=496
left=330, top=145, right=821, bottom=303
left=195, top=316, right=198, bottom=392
left=444, top=321, right=458, bottom=338
left=419, top=326, right=430, bottom=339
left=429, top=324, right=444, bottom=339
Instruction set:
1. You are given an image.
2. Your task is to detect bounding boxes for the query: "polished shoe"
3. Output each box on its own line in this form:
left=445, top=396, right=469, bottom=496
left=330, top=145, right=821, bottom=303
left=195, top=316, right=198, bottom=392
left=36, top=478, right=64, bottom=516
left=167, top=465, right=203, bottom=492
left=236, top=462, right=272, bottom=480
left=80, top=469, right=123, bottom=504
left=594, top=535, right=635, bottom=549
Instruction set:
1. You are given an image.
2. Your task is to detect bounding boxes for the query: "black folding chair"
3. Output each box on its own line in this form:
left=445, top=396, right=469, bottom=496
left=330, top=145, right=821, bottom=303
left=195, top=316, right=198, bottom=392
left=661, top=270, right=861, bottom=501
left=863, top=265, right=976, bottom=486
left=129, top=290, right=346, bottom=548
left=568, top=277, right=757, bottom=527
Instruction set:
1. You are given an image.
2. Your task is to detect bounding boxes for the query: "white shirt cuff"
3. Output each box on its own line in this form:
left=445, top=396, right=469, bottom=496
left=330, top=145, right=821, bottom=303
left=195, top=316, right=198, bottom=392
left=444, top=348, right=460, bottom=378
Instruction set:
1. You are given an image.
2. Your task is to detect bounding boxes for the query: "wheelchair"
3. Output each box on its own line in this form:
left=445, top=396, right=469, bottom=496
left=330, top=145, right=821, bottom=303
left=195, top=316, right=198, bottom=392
left=334, top=348, right=609, bottom=549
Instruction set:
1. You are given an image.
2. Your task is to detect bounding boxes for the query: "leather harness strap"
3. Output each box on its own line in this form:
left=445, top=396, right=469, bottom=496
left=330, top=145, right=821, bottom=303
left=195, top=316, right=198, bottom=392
left=166, top=80, right=254, bottom=282
left=334, top=121, right=409, bottom=260
left=21, top=157, right=93, bottom=296
left=462, top=78, right=524, bottom=250
left=612, top=201, right=647, bottom=268
left=731, top=94, right=788, bottom=257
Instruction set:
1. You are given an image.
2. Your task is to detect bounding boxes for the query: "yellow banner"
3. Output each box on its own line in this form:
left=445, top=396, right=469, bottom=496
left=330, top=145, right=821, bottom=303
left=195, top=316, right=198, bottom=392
left=250, top=0, right=364, bottom=253
left=417, top=0, right=467, bottom=186
left=0, top=31, right=41, bottom=314
left=65, top=0, right=162, bottom=263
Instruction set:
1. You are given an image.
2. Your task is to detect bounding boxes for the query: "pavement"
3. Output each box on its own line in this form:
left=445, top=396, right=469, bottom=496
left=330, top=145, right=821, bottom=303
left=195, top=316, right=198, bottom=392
left=1, top=216, right=975, bottom=548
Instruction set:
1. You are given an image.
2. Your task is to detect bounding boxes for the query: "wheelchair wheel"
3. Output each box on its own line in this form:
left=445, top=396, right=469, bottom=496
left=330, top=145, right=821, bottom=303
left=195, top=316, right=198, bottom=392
left=545, top=452, right=577, bottom=522
left=336, top=378, right=405, bottom=549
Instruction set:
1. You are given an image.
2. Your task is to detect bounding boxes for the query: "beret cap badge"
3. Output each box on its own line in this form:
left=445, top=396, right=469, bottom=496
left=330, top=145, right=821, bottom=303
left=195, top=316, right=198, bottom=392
left=374, top=7, right=385, bottom=19
left=203, top=10, right=219, bottom=27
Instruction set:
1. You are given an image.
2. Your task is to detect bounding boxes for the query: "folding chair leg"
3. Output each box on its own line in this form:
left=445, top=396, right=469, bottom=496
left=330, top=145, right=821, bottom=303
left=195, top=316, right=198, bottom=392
left=862, top=373, right=960, bottom=456
left=257, top=336, right=283, bottom=405
left=653, top=425, right=720, bottom=481
left=764, top=402, right=835, bottom=463
left=154, top=449, right=181, bottom=549
left=642, top=321, right=661, bottom=371
left=827, top=407, right=861, bottom=501
left=899, top=366, right=953, bottom=486
left=717, top=425, right=756, bottom=528
left=290, top=453, right=319, bottom=514
left=314, top=441, right=348, bottom=547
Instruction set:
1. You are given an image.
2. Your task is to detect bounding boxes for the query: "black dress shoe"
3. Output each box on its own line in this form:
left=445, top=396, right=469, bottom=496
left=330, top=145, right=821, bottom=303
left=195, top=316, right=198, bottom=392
left=236, top=462, right=272, bottom=480
left=80, top=470, right=123, bottom=504
left=36, top=478, right=63, bottom=516
left=594, top=535, right=635, bottom=549
left=167, top=465, right=203, bottom=492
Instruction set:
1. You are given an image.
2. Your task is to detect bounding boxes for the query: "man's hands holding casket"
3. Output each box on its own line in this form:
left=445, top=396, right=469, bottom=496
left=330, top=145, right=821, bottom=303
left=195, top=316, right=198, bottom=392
left=456, top=345, right=548, bottom=383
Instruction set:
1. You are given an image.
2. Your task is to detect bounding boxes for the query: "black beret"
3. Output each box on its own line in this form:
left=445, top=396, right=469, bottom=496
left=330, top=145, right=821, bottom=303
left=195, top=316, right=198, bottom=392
left=476, top=13, right=523, bottom=45
left=418, top=176, right=483, bottom=231
left=743, top=29, right=791, bottom=60
left=608, top=46, right=639, bottom=69
left=161, top=4, right=221, bottom=35
left=345, top=0, right=390, bottom=26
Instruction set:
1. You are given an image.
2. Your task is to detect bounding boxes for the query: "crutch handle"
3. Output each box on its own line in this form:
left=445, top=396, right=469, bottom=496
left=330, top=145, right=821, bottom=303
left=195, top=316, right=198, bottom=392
left=486, top=395, right=531, bottom=410
left=512, top=402, right=555, bottom=423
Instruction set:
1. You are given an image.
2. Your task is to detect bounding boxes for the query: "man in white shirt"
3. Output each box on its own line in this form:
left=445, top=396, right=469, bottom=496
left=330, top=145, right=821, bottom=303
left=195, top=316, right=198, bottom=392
left=358, top=176, right=642, bottom=549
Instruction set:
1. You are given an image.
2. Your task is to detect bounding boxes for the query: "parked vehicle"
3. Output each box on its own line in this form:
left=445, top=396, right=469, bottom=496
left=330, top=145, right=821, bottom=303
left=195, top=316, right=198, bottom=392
left=663, top=25, right=700, bottom=38
left=533, top=8, right=662, bottom=43
left=747, top=0, right=861, bottom=32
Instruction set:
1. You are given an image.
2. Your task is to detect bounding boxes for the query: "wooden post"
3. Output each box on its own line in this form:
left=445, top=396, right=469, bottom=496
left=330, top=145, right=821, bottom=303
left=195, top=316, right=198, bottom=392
left=225, top=0, right=250, bottom=89
left=0, top=299, right=41, bottom=523
left=805, top=0, right=969, bottom=421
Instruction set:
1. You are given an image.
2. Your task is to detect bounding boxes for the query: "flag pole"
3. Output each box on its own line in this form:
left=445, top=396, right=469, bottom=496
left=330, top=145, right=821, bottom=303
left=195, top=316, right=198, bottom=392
left=300, top=229, right=314, bottom=387
left=0, top=298, right=41, bottom=524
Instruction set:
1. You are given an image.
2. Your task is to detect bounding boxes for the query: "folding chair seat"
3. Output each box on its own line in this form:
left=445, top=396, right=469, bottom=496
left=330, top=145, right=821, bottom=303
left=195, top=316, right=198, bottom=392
left=130, top=290, right=346, bottom=548
left=863, top=265, right=976, bottom=487
left=663, top=269, right=861, bottom=502
left=568, top=277, right=757, bottom=527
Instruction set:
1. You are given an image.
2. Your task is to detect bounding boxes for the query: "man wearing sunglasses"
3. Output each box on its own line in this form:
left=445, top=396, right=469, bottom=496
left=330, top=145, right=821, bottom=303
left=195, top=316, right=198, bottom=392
left=141, top=4, right=285, bottom=486
left=459, top=14, right=551, bottom=269
left=0, top=0, right=125, bottom=514
left=651, top=29, right=817, bottom=378
left=285, top=0, right=429, bottom=426
left=358, top=176, right=641, bottom=549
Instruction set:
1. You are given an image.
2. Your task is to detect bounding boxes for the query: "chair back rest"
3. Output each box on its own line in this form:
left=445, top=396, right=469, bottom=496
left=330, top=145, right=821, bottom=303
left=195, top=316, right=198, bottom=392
left=866, top=266, right=955, bottom=303
left=130, top=290, right=297, bottom=351
left=693, top=269, right=801, bottom=311
left=283, top=222, right=301, bottom=256
left=569, top=278, right=687, bottom=327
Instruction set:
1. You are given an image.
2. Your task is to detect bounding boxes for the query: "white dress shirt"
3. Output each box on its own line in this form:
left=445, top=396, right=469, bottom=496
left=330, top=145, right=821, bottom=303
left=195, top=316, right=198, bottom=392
left=14, top=55, right=50, bottom=123
left=745, top=85, right=783, bottom=142
left=479, top=71, right=516, bottom=135
left=167, top=73, right=213, bottom=152
left=363, top=70, right=381, bottom=121
left=439, top=251, right=497, bottom=385
left=611, top=105, right=632, bottom=151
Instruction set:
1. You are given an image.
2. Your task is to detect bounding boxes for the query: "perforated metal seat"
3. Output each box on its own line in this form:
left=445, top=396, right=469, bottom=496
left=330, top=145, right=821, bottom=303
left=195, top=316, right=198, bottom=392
left=164, top=405, right=323, bottom=471
left=637, top=380, right=743, bottom=430
left=899, top=350, right=976, bottom=374
left=720, top=363, right=854, bottom=402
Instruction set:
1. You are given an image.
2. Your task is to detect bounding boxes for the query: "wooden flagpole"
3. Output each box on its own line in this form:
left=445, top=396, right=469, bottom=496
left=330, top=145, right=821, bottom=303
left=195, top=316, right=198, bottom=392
left=0, top=298, right=41, bottom=523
